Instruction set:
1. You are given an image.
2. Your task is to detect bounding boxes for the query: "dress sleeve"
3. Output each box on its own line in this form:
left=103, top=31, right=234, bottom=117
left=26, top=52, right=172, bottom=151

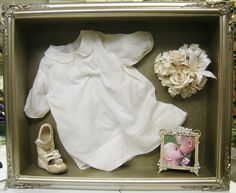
left=101, top=31, right=154, bottom=66
left=24, top=68, right=49, bottom=118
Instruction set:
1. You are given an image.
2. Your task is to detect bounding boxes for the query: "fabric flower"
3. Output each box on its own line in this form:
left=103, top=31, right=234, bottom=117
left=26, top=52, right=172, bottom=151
left=169, top=67, right=193, bottom=89
left=170, top=49, right=187, bottom=67
left=188, top=51, right=216, bottom=84
left=154, top=44, right=216, bottom=98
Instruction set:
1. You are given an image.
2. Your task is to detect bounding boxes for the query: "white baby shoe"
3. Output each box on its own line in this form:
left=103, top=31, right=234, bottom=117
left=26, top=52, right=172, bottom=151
left=35, top=123, right=67, bottom=174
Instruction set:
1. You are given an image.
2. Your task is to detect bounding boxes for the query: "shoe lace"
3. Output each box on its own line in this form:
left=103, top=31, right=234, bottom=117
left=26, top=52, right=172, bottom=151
left=43, top=150, right=61, bottom=160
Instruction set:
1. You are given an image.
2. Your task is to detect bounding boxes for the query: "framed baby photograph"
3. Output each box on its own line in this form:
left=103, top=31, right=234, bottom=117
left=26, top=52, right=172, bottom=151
left=158, top=126, right=201, bottom=176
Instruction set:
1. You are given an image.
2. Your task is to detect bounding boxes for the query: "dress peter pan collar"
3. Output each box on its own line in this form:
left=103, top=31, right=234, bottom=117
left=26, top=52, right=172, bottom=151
left=44, top=30, right=94, bottom=63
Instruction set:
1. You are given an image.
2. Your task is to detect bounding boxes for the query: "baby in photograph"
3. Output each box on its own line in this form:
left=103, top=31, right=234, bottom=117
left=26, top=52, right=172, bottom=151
left=164, top=143, right=184, bottom=166
left=164, top=136, right=195, bottom=166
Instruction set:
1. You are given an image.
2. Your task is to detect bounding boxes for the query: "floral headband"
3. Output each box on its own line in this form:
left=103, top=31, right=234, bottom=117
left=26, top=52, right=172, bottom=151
left=154, top=44, right=216, bottom=98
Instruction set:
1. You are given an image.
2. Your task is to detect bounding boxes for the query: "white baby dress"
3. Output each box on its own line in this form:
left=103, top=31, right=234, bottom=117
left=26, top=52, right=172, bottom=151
left=24, top=30, right=187, bottom=171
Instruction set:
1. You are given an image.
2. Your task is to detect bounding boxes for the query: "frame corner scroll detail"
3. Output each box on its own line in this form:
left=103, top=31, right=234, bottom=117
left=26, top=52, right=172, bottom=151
left=185, top=0, right=233, bottom=18
left=201, top=141, right=231, bottom=191
left=1, top=4, right=30, bottom=54
left=210, top=0, right=233, bottom=16
left=185, top=1, right=234, bottom=50
left=0, top=4, right=49, bottom=55
left=7, top=175, right=32, bottom=189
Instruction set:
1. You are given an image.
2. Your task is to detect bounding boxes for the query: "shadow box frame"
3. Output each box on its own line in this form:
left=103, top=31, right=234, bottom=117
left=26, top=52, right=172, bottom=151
left=0, top=0, right=234, bottom=191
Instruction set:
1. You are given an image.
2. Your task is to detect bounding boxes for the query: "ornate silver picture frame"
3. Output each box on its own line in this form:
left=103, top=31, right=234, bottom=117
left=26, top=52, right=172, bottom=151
left=0, top=1, right=234, bottom=191
left=158, top=127, right=201, bottom=176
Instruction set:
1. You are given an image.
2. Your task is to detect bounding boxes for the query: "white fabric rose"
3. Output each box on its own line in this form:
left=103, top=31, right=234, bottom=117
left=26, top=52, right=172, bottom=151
left=154, top=52, right=175, bottom=76
left=170, top=49, right=187, bottom=67
left=169, top=68, right=193, bottom=89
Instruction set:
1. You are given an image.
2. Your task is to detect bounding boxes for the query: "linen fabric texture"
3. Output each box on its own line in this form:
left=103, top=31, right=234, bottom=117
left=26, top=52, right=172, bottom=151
left=24, top=30, right=187, bottom=171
